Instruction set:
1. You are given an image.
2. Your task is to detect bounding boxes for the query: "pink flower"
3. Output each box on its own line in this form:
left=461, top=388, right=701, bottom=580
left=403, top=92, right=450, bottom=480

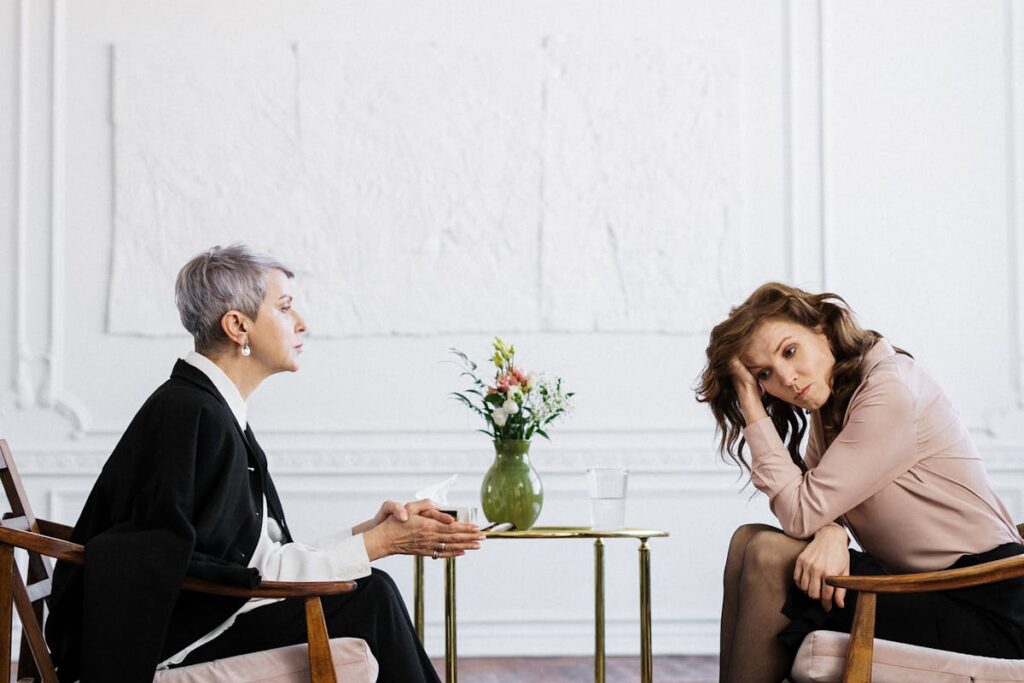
left=486, top=386, right=499, bottom=395
left=496, top=374, right=511, bottom=392
left=511, top=368, right=528, bottom=385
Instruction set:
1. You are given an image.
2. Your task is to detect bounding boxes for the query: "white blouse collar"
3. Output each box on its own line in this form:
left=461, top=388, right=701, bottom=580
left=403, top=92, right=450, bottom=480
left=183, top=351, right=248, bottom=430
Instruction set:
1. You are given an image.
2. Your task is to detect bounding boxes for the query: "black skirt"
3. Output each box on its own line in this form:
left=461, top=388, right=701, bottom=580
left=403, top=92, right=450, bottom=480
left=779, top=542, right=1024, bottom=661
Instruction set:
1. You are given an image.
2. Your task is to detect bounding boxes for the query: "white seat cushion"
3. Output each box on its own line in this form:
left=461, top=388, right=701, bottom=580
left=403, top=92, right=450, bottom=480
left=791, top=630, right=1024, bottom=683
left=152, top=637, right=378, bottom=683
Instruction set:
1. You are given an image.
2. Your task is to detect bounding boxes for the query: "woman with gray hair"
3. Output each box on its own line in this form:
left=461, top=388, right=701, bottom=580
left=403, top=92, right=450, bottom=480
left=46, top=244, right=476, bottom=683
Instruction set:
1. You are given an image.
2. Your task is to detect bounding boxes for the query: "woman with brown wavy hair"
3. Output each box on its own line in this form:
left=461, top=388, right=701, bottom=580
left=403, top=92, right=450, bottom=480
left=697, top=282, right=1024, bottom=683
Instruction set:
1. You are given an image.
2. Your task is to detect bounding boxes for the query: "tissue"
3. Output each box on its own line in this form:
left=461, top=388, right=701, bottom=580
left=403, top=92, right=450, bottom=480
left=414, top=475, right=478, bottom=522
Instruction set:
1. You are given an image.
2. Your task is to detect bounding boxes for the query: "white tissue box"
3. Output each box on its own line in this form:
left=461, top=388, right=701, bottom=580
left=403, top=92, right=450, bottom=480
left=439, top=506, right=478, bottom=523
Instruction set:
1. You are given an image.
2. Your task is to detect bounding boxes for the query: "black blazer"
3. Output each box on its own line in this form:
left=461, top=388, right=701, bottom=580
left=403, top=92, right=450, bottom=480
left=47, top=360, right=293, bottom=683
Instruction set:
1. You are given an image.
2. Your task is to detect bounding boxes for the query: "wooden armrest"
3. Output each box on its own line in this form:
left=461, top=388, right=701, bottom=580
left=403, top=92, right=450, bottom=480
left=36, top=518, right=73, bottom=540
left=0, top=525, right=357, bottom=598
left=0, top=525, right=84, bottom=564
left=826, top=553, right=1024, bottom=593
left=182, top=577, right=358, bottom=598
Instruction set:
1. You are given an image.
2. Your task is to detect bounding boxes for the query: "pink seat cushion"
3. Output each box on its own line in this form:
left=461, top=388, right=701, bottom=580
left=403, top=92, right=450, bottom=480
left=152, top=637, right=378, bottom=683
left=791, top=630, right=1024, bottom=683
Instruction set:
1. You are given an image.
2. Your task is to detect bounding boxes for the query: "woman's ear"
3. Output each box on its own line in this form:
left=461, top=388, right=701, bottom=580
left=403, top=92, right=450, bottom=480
left=220, top=311, right=250, bottom=346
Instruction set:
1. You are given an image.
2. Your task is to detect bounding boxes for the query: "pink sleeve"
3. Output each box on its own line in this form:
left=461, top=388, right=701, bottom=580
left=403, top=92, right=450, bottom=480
left=744, top=376, right=918, bottom=539
left=803, top=412, right=826, bottom=468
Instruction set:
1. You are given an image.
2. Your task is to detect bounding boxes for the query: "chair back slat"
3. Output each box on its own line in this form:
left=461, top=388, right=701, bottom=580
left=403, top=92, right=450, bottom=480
left=11, top=570, right=58, bottom=683
left=0, top=444, right=54, bottom=587
left=0, top=441, right=37, bottom=529
left=0, top=545, right=14, bottom=683
left=0, top=441, right=59, bottom=682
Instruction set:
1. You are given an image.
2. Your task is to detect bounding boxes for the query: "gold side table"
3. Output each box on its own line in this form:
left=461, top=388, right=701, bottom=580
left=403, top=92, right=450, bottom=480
left=414, top=526, right=669, bottom=683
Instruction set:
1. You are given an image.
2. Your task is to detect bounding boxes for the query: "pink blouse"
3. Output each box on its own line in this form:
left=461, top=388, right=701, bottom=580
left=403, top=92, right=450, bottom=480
left=744, top=338, right=1022, bottom=572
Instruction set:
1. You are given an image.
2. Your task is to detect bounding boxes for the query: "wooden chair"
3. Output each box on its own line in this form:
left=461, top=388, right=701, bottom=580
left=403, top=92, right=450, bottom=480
left=0, top=439, right=379, bottom=683
left=789, top=523, right=1024, bottom=683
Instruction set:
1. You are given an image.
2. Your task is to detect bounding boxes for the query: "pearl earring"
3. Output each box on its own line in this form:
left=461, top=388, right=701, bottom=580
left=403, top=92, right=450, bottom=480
left=241, top=342, right=251, bottom=357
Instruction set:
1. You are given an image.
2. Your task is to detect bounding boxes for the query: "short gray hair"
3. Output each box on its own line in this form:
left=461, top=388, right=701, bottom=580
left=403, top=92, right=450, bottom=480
left=175, top=244, right=294, bottom=352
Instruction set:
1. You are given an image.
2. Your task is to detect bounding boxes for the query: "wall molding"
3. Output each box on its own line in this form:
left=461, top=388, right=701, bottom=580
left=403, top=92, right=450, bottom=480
left=1009, top=0, right=1024, bottom=408
left=14, top=0, right=30, bottom=408
left=9, top=0, right=89, bottom=437
left=21, top=449, right=753, bottom=476
left=783, top=0, right=825, bottom=290
left=417, top=616, right=719, bottom=657
left=11, top=436, right=1024, bottom=475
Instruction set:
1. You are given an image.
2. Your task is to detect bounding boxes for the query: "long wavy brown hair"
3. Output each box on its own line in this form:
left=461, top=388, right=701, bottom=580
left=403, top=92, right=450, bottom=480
left=695, top=282, right=909, bottom=473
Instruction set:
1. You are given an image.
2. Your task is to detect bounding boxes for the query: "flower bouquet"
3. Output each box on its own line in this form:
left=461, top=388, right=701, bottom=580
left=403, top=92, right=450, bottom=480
left=450, top=338, right=573, bottom=529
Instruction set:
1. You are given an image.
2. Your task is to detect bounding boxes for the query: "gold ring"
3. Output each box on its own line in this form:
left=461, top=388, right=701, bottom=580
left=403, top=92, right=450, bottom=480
left=440, top=542, right=446, bottom=552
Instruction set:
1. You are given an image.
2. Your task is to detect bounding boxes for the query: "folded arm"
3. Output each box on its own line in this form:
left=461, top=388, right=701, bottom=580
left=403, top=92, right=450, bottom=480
left=744, top=377, right=918, bottom=538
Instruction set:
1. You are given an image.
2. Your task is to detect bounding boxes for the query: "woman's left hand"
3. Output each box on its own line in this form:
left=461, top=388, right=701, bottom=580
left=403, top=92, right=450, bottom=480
left=353, top=498, right=456, bottom=535
left=794, top=523, right=850, bottom=612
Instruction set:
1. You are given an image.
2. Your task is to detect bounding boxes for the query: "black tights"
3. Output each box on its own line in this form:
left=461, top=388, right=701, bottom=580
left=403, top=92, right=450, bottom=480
left=719, top=524, right=808, bottom=683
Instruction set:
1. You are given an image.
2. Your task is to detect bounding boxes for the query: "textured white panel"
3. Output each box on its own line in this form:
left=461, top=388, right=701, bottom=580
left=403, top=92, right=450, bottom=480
left=108, top=38, right=741, bottom=338
left=109, top=40, right=543, bottom=337
left=294, top=43, right=543, bottom=335
left=109, top=43, right=301, bottom=334
left=540, top=37, right=741, bottom=332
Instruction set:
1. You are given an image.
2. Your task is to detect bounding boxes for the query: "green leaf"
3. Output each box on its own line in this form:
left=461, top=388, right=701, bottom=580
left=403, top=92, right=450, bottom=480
left=450, top=392, right=486, bottom=418
left=449, top=348, right=478, bottom=372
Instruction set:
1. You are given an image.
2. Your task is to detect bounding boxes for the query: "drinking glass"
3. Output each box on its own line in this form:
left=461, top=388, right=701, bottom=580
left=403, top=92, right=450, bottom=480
left=586, top=467, right=628, bottom=530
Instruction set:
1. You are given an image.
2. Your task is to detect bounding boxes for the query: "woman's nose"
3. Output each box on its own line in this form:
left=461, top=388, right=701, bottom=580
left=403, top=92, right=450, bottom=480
left=295, top=312, right=307, bottom=334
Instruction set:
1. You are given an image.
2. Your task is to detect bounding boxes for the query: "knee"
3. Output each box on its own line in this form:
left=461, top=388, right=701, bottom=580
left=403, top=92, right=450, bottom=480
left=364, top=568, right=404, bottom=606
left=740, top=530, right=791, bottom=580
left=724, top=524, right=770, bottom=576
left=728, top=523, right=769, bottom=556
left=370, top=567, right=399, bottom=591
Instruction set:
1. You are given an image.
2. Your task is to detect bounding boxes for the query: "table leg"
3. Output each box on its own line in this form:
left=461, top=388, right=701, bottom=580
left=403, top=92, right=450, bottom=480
left=639, top=538, right=652, bottom=683
left=414, top=555, right=424, bottom=643
left=594, top=538, right=605, bottom=683
left=445, top=556, right=458, bottom=683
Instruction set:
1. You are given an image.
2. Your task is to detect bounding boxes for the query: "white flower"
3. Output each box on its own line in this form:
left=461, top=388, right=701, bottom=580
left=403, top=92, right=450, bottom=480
left=492, top=408, right=508, bottom=427
left=502, top=399, right=519, bottom=414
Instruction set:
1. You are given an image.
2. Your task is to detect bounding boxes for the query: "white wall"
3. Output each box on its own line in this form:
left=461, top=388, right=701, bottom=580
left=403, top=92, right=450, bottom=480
left=1, top=0, right=1022, bottom=657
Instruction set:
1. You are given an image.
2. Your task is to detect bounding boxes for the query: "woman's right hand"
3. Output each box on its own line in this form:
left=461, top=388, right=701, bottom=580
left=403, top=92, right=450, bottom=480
left=794, top=523, right=850, bottom=612
left=729, top=357, right=760, bottom=396
left=729, top=357, right=767, bottom=423
left=363, top=499, right=484, bottom=561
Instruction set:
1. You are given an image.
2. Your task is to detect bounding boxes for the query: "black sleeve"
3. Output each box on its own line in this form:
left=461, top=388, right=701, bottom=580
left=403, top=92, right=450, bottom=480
left=77, top=396, right=250, bottom=682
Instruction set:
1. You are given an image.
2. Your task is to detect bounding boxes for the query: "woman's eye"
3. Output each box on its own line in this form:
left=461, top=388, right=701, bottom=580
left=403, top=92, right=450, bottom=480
left=757, top=369, right=770, bottom=381
left=281, top=306, right=291, bottom=313
left=784, top=346, right=796, bottom=358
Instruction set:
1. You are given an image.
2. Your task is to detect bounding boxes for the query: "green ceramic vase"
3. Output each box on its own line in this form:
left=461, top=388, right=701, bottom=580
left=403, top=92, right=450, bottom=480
left=480, top=440, right=543, bottom=530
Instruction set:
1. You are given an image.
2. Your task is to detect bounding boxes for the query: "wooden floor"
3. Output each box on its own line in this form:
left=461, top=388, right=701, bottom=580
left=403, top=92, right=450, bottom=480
left=429, top=656, right=719, bottom=682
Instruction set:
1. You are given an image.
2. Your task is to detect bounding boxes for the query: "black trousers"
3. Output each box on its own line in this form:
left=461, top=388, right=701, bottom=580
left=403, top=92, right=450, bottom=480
left=179, top=568, right=439, bottom=683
